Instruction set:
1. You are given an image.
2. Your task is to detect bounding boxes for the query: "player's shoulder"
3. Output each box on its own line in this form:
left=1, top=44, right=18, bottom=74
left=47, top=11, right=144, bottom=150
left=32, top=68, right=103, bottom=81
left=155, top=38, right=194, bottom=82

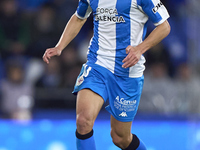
left=136, top=0, right=161, bottom=6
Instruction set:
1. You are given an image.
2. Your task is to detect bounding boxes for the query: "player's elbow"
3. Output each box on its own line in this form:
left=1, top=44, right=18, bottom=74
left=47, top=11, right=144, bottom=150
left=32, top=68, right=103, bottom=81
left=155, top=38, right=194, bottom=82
left=72, top=14, right=87, bottom=24
left=164, top=20, right=171, bottom=37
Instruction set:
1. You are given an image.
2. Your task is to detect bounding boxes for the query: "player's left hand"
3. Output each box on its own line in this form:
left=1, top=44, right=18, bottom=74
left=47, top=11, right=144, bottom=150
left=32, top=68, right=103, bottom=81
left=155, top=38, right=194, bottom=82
left=122, top=45, right=142, bottom=68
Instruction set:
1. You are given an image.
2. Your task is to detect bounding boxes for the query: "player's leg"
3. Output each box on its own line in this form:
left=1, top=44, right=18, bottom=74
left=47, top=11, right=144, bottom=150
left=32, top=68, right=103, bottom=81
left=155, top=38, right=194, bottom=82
left=110, top=115, right=146, bottom=150
left=76, top=89, right=104, bottom=150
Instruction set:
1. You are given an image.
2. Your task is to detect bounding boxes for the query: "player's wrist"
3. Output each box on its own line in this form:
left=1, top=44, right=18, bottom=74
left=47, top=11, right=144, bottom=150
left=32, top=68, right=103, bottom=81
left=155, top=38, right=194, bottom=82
left=135, top=43, right=149, bottom=54
left=53, top=45, right=63, bottom=56
left=55, top=44, right=64, bottom=51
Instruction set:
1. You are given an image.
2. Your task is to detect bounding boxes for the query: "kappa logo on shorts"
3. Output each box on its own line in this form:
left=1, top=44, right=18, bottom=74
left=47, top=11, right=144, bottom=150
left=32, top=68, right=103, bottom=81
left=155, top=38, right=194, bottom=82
left=119, top=112, right=127, bottom=117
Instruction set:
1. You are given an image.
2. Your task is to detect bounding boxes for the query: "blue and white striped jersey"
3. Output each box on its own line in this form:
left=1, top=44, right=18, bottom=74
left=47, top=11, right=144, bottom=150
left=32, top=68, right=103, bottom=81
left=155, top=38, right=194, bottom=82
left=75, top=0, right=169, bottom=77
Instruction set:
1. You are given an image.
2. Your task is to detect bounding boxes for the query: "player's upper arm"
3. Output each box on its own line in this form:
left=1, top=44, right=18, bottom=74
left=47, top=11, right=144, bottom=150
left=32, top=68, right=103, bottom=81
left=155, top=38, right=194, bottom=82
left=137, top=0, right=170, bottom=26
left=75, top=0, right=92, bottom=20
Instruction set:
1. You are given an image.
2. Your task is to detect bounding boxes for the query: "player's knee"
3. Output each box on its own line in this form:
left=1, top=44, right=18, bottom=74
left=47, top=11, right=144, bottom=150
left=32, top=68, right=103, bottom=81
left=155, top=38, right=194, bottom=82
left=76, top=113, right=94, bottom=134
left=110, top=129, right=130, bottom=149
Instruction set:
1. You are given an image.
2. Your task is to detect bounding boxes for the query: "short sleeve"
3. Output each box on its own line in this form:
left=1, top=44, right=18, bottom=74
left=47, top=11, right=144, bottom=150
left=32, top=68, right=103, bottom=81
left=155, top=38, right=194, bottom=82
left=137, top=0, right=170, bottom=26
left=75, top=0, right=92, bottom=19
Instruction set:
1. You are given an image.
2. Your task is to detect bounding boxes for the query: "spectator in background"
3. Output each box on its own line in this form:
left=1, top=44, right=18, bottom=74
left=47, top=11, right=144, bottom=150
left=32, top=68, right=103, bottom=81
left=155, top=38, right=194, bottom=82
left=35, top=57, right=61, bottom=88
left=34, top=55, right=78, bottom=107
left=0, top=59, right=34, bottom=120
left=140, top=62, right=176, bottom=114
left=0, top=0, right=30, bottom=59
left=77, top=30, right=93, bottom=63
left=141, top=42, right=200, bottom=114
left=184, top=0, right=200, bottom=72
left=140, top=43, right=175, bottom=113
left=144, top=42, right=171, bottom=75
left=17, top=0, right=50, bottom=10
left=0, top=57, right=5, bottom=81
left=53, top=0, right=78, bottom=24
left=28, top=3, right=60, bottom=58
left=173, top=63, right=200, bottom=114
left=60, top=43, right=82, bottom=88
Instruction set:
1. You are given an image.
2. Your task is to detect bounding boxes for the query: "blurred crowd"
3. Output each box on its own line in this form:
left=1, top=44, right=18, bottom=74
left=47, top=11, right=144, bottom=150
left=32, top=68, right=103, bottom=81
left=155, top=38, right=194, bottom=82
left=0, top=0, right=199, bottom=120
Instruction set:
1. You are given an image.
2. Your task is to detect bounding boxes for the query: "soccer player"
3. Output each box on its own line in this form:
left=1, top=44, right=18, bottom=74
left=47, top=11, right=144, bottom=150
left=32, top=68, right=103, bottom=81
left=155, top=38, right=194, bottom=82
left=43, top=0, right=170, bottom=149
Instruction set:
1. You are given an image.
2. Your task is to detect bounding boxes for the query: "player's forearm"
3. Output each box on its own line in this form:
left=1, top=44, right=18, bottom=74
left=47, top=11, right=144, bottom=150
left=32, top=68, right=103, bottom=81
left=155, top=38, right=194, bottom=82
left=136, top=20, right=171, bottom=54
left=55, top=14, right=87, bottom=51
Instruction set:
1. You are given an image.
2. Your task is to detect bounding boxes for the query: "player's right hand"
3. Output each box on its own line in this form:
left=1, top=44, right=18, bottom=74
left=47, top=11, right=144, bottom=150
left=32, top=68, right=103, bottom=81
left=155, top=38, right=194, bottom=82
left=43, top=47, right=62, bottom=64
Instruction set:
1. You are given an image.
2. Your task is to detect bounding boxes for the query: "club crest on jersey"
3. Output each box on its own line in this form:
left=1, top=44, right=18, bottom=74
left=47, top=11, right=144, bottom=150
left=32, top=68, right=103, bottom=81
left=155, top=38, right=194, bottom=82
left=152, top=2, right=163, bottom=13
left=76, top=64, right=92, bottom=86
left=95, top=8, right=125, bottom=23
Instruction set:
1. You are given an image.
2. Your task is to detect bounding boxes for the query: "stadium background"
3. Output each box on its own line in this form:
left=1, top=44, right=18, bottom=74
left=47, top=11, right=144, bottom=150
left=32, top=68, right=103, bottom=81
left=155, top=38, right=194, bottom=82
left=0, top=0, right=200, bottom=149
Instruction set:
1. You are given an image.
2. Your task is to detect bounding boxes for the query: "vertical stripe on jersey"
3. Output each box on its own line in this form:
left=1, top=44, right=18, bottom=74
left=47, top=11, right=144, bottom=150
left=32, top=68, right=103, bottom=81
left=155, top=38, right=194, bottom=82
left=95, top=0, right=118, bottom=72
left=129, top=0, right=147, bottom=78
left=87, top=0, right=99, bottom=64
left=115, top=0, right=132, bottom=76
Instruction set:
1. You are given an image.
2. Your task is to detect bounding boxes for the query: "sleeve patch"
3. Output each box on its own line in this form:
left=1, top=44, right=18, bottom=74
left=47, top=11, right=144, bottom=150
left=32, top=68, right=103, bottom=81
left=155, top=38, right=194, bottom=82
left=152, top=2, right=163, bottom=13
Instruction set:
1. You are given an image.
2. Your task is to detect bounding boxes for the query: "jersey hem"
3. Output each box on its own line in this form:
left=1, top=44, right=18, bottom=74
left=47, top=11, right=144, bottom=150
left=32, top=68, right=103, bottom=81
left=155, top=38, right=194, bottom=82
left=86, top=62, right=144, bottom=78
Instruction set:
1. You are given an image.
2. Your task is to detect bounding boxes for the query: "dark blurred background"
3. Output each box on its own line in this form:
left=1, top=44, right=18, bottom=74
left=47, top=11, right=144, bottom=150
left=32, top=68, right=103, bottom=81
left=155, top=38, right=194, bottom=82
left=0, top=0, right=199, bottom=120
left=0, top=0, right=200, bottom=149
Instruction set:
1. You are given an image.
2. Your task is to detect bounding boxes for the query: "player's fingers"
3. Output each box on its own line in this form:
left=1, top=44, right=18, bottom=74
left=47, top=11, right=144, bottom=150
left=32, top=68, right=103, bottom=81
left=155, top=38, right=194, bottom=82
left=123, top=58, right=135, bottom=68
left=45, top=48, right=52, bottom=55
left=43, top=54, right=49, bottom=64
left=122, top=61, right=132, bottom=68
left=130, top=57, right=139, bottom=67
left=122, top=49, right=135, bottom=63
left=46, top=49, right=57, bottom=59
left=122, top=57, right=127, bottom=63
left=123, top=47, right=136, bottom=63
left=123, top=59, right=137, bottom=68
left=43, top=47, right=61, bottom=64
left=43, top=49, right=52, bottom=64
left=48, top=48, right=61, bottom=57
left=46, top=59, right=49, bottom=64
left=125, top=45, right=132, bottom=54
left=122, top=54, right=134, bottom=68
left=122, top=53, right=131, bottom=63
left=44, top=51, right=51, bottom=60
left=123, top=53, right=140, bottom=68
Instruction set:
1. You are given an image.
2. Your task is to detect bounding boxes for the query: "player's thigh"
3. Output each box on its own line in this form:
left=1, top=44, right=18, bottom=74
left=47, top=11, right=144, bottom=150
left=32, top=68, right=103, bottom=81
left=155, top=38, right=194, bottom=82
left=110, top=115, right=132, bottom=138
left=76, top=88, right=104, bottom=123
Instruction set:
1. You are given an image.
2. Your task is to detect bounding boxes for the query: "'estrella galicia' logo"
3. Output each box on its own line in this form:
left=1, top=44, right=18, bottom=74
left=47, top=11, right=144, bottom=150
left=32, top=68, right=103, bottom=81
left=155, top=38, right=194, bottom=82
left=152, top=2, right=163, bottom=13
